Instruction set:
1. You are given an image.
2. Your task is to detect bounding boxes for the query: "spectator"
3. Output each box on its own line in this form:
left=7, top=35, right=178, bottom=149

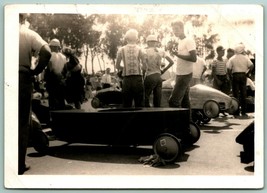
left=211, top=46, right=231, bottom=94
left=143, top=35, right=164, bottom=107
left=227, top=43, right=254, bottom=117
left=44, top=38, right=67, bottom=110
left=19, top=14, right=51, bottom=174
left=62, top=48, right=85, bottom=109
left=168, top=20, right=197, bottom=119
left=203, top=50, right=215, bottom=85
left=190, top=55, right=207, bottom=87
left=226, top=48, right=235, bottom=60
left=101, top=67, right=112, bottom=88
left=115, top=29, right=146, bottom=107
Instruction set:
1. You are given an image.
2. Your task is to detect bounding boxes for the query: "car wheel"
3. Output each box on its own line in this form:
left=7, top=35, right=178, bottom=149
left=227, top=97, right=239, bottom=115
left=32, top=129, right=49, bottom=154
left=203, top=100, right=220, bottom=118
left=91, top=97, right=100, bottom=108
left=187, top=122, right=201, bottom=144
left=153, top=133, right=181, bottom=163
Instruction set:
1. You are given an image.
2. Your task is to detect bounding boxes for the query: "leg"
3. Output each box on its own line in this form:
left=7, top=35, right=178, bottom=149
left=133, top=76, right=145, bottom=107
left=153, top=74, right=162, bottom=107
left=169, top=73, right=192, bottom=108
left=19, top=72, right=33, bottom=174
left=144, top=75, right=154, bottom=107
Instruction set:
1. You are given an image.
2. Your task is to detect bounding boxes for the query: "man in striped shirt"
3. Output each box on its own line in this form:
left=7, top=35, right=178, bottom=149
left=211, top=46, right=231, bottom=94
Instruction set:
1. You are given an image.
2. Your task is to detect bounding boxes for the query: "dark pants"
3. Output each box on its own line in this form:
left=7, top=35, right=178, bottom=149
left=213, top=74, right=231, bottom=94
left=144, top=73, right=162, bottom=107
left=122, top=75, right=144, bottom=107
left=169, top=73, right=192, bottom=109
left=19, top=69, right=33, bottom=174
left=232, top=72, right=247, bottom=114
left=46, top=76, right=66, bottom=110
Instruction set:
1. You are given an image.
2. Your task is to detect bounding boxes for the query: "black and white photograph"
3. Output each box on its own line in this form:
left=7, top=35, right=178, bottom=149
left=4, top=4, right=264, bottom=189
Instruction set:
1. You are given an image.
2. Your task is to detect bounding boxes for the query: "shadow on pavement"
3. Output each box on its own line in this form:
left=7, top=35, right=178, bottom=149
left=32, top=143, right=154, bottom=164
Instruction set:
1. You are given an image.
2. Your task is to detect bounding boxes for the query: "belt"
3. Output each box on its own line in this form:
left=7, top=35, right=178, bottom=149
left=233, top=72, right=246, bottom=74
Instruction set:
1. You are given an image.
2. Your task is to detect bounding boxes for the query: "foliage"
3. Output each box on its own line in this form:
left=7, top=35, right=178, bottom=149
left=26, top=13, right=223, bottom=73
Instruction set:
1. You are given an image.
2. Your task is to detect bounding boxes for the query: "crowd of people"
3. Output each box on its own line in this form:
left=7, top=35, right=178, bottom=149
left=18, top=14, right=255, bottom=175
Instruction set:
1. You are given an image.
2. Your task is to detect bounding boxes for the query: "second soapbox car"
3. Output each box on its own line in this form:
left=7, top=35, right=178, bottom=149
left=91, top=84, right=239, bottom=125
left=162, top=84, right=239, bottom=124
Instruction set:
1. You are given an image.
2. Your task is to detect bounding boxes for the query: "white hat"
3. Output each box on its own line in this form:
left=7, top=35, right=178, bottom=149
left=124, top=29, right=138, bottom=42
left=235, top=43, right=245, bottom=54
left=146, top=35, right=158, bottom=43
left=49, top=39, right=61, bottom=47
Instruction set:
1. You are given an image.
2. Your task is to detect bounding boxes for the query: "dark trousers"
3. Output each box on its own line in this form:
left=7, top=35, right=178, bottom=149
left=232, top=73, right=247, bottom=114
left=122, top=75, right=144, bottom=108
left=169, top=73, right=192, bottom=109
left=144, top=73, right=162, bottom=107
left=47, top=80, right=66, bottom=110
left=19, top=70, right=33, bottom=174
left=213, top=74, right=231, bottom=94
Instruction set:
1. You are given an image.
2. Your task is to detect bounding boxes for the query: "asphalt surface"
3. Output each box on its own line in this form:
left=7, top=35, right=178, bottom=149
left=14, top=100, right=258, bottom=188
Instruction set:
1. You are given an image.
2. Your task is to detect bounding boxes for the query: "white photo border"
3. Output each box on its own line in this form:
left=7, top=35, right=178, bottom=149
left=4, top=4, right=264, bottom=189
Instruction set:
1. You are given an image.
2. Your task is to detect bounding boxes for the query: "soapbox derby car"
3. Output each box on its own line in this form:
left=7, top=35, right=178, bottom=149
left=30, top=99, right=201, bottom=163
left=91, top=84, right=239, bottom=125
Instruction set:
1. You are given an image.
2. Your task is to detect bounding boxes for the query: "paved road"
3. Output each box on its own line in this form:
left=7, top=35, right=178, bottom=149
left=16, top=100, right=257, bottom=188
left=25, top=112, right=254, bottom=175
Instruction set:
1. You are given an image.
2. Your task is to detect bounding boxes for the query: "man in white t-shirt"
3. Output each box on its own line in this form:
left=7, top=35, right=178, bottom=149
left=44, top=38, right=67, bottom=110
left=168, top=20, right=197, bottom=116
left=101, top=67, right=112, bottom=88
left=190, top=55, right=207, bottom=86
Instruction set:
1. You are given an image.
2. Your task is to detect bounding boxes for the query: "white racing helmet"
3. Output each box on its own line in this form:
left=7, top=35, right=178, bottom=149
left=49, top=38, right=61, bottom=47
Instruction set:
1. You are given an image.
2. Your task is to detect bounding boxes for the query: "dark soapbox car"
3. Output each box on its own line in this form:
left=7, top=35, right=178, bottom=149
left=30, top=97, right=201, bottom=163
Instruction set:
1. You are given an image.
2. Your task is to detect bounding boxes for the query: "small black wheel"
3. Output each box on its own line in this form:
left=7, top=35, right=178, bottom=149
left=153, top=133, right=181, bottom=163
left=32, top=129, right=49, bottom=154
left=203, top=100, right=220, bottom=118
left=187, top=122, right=201, bottom=144
left=91, top=97, right=100, bottom=108
left=227, top=97, right=239, bottom=115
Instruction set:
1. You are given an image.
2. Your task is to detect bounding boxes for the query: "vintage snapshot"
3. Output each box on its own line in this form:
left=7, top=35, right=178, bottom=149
left=4, top=4, right=263, bottom=189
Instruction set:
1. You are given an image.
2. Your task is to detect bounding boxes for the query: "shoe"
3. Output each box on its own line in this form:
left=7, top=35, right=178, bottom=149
left=18, top=164, right=30, bottom=175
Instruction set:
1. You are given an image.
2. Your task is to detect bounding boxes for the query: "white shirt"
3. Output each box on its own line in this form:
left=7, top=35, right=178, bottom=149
left=193, top=56, right=206, bottom=79
left=176, top=37, right=196, bottom=75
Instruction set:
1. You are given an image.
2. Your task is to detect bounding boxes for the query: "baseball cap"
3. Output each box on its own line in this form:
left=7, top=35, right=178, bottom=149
left=216, top=46, right=225, bottom=52
left=146, top=35, right=158, bottom=43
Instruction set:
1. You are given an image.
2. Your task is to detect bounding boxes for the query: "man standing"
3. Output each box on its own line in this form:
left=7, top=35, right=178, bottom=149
left=45, top=38, right=67, bottom=110
left=115, top=29, right=146, bottom=108
left=19, top=14, right=51, bottom=174
left=168, top=20, right=197, bottom=116
left=190, top=55, right=207, bottom=87
left=211, top=46, right=231, bottom=94
left=101, top=67, right=112, bottom=88
left=227, top=43, right=254, bottom=117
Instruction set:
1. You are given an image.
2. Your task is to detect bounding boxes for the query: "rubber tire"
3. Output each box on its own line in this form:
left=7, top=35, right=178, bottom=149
left=32, top=129, right=49, bottom=154
left=203, top=100, right=220, bottom=118
left=227, top=97, right=239, bottom=115
left=187, top=122, right=201, bottom=144
left=91, top=97, right=101, bottom=108
left=153, top=133, right=181, bottom=163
